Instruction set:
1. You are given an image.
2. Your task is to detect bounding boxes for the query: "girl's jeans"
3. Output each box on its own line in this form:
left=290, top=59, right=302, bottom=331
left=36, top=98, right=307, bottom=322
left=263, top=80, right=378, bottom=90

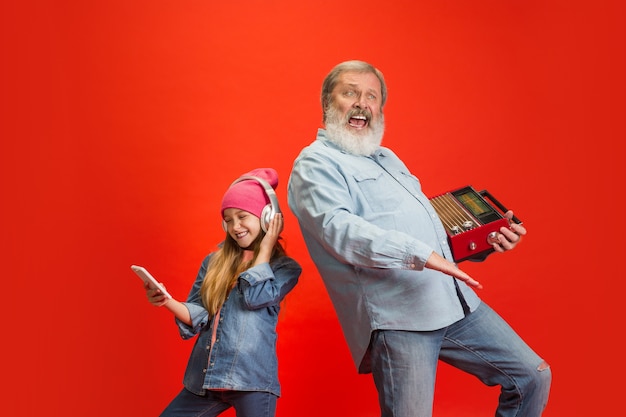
left=160, top=388, right=277, bottom=417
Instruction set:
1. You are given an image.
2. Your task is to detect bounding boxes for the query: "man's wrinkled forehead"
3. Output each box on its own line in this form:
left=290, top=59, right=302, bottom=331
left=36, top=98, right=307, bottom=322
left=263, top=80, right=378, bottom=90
left=335, top=71, right=382, bottom=95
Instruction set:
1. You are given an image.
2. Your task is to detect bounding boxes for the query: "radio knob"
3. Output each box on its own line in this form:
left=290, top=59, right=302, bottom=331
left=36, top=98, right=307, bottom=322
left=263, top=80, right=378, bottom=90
left=486, top=232, right=499, bottom=245
left=468, top=242, right=477, bottom=251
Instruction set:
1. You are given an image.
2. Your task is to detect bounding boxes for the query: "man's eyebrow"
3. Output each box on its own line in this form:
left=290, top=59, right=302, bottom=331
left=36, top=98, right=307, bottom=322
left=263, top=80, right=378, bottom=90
left=339, top=83, right=380, bottom=96
left=342, top=83, right=370, bottom=91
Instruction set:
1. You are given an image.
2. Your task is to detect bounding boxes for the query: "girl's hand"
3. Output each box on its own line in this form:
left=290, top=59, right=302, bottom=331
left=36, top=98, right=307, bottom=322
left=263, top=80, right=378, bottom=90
left=256, top=213, right=283, bottom=264
left=145, top=282, right=170, bottom=307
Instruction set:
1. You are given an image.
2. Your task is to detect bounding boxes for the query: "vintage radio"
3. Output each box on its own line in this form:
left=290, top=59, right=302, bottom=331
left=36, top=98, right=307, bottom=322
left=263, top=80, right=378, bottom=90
left=429, top=186, right=521, bottom=262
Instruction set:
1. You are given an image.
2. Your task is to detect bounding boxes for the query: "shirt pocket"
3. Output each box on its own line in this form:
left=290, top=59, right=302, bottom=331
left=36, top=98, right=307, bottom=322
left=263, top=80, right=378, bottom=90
left=353, top=170, right=408, bottom=212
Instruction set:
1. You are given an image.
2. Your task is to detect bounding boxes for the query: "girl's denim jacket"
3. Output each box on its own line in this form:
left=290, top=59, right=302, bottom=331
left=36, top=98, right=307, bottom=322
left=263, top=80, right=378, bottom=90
left=175, top=253, right=301, bottom=397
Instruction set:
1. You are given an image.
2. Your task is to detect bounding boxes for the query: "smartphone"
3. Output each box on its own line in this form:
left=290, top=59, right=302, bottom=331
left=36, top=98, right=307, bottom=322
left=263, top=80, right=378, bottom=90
left=131, top=265, right=172, bottom=299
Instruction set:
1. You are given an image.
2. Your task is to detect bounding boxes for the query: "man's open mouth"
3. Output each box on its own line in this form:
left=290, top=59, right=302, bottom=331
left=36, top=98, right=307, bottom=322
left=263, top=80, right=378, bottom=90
left=349, top=114, right=368, bottom=128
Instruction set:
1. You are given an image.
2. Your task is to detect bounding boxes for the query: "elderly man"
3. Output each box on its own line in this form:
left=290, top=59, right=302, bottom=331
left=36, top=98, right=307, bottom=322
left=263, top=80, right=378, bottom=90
left=288, top=60, right=551, bottom=417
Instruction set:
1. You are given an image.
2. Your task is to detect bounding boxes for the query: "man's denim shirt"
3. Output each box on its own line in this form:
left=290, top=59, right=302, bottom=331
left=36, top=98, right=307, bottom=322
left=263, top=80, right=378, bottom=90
left=288, top=129, right=481, bottom=373
left=175, top=254, right=301, bottom=397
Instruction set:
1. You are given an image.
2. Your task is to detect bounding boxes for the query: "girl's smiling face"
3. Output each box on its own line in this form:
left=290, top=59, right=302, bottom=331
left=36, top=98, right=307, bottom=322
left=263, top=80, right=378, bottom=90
left=222, top=208, right=262, bottom=249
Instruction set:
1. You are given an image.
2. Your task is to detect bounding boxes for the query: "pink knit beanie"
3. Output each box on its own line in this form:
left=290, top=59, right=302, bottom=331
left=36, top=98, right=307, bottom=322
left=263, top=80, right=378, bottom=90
left=220, top=168, right=279, bottom=218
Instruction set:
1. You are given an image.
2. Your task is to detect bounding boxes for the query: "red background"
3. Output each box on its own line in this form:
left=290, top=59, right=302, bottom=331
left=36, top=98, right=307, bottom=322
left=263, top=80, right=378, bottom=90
left=1, top=1, right=624, bottom=416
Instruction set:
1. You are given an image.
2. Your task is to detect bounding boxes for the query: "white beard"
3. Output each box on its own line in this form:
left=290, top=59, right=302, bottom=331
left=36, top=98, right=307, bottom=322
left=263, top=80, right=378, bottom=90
left=324, top=107, right=385, bottom=156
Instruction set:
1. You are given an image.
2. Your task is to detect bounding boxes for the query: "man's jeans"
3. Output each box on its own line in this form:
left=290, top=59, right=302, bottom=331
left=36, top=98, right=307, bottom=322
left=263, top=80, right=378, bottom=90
left=370, top=302, right=551, bottom=417
left=160, top=388, right=277, bottom=417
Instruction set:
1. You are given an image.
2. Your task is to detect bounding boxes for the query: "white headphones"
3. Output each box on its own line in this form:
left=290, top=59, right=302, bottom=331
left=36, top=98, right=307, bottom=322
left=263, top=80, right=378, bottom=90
left=221, top=175, right=281, bottom=233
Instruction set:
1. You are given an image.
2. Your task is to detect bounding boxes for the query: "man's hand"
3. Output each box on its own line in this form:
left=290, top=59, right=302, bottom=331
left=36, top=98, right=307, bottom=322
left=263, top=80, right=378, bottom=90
left=425, top=251, right=483, bottom=289
left=491, top=210, right=526, bottom=253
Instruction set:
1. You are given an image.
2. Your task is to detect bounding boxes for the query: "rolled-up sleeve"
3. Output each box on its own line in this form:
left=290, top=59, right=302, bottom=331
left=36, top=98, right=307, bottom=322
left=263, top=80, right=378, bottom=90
left=175, top=302, right=209, bottom=339
left=174, top=255, right=212, bottom=339
left=239, top=258, right=301, bottom=309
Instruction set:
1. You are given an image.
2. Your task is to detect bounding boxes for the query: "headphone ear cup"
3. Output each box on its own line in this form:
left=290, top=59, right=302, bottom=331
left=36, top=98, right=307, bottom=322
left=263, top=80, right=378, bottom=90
left=260, top=204, right=274, bottom=233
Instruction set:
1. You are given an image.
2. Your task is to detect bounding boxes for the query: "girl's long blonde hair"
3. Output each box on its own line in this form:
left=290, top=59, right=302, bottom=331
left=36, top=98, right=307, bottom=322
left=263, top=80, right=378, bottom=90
left=200, top=232, right=285, bottom=317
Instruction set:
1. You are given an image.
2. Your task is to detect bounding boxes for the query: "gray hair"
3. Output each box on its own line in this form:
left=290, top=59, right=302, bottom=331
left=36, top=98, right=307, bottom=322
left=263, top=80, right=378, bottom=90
left=321, top=60, right=387, bottom=123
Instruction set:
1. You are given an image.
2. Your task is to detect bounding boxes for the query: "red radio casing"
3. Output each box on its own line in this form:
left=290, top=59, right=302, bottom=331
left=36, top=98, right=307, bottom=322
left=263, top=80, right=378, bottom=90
left=429, top=186, right=518, bottom=262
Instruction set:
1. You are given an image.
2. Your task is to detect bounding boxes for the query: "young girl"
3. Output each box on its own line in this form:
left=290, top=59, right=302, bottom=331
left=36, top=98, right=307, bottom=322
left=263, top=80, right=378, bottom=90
left=145, top=168, right=301, bottom=417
